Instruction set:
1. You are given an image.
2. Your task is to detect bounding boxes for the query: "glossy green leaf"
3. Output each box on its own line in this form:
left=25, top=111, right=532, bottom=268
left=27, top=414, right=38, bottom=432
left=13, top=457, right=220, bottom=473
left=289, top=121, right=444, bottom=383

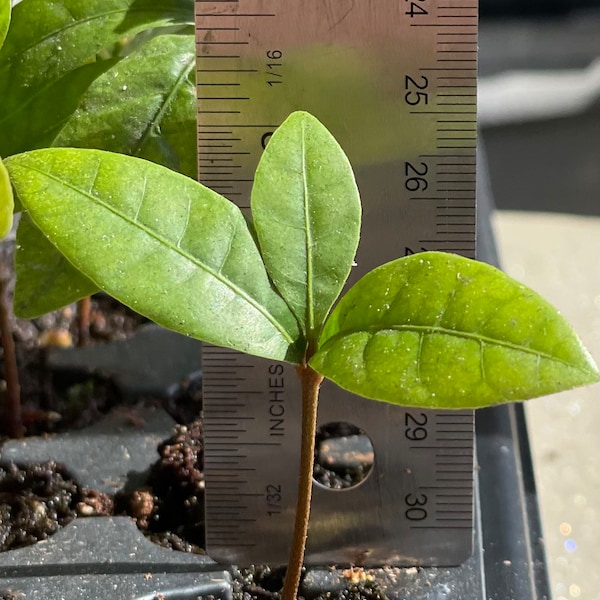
left=6, top=149, right=303, bottom=362
left=311, top=252, right=600, bottom=408
left=2, top=58, right=120, bottom=156
left=55, top=34, right=196, bottom=178
left=0, top=0, right=9, bottom=51
left=14, top=213, right=98, bottom=318
left=252, top=111, right=361, bottom=341
left=0, top=155, right=13, bottom=238
left=0, top=0, right=193, bottom=156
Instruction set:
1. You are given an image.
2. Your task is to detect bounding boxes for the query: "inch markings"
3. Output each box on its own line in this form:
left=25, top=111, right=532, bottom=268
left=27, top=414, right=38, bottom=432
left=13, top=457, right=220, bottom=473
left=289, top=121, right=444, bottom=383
left=197, top=0, right=477, bottom=567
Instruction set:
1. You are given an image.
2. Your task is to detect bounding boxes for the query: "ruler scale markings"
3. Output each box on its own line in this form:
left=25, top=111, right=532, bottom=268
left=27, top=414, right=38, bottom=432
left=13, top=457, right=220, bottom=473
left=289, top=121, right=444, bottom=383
left=204, top=467, right=256, bottom=472
left=207, top=390, right=262, bottom=395
left=418, top=523, right=472, bottom=528
left=198, top=0, right=476, bottom=567
left=436, top=467, right=473, bottom=478
left=422, top=153, right=475, bottom=157
left=411, top=445, right=474, bottom=450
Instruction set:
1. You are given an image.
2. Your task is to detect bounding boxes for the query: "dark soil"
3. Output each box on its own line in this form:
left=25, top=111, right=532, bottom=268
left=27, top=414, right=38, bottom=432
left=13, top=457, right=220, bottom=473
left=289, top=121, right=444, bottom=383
left=0, top=420, right=207, bottom=555
left=0, top=417, right=369, bottom=554
left=0, top=461, right=81, bottom=552
left=116, top=419, right=206, bottom=554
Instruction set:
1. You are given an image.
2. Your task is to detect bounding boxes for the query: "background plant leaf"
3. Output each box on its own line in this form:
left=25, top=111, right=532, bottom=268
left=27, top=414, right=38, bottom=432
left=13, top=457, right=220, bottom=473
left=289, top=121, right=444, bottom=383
left=0, top=0, right=9, bottom=51
left=311, top=251, right=600, bottom=408
left=6, top=149, right=302, bottom=362
left=54, top=34, right=196, bottom=178
left=2, top=58, right=120, bottom=156
left=14, top=213, right=98, bottom=318
left=0, top=0, right=194, bottom=156
left=252, top=111, right=361, bottom=341
left=0, top=156, right=13, bottom=238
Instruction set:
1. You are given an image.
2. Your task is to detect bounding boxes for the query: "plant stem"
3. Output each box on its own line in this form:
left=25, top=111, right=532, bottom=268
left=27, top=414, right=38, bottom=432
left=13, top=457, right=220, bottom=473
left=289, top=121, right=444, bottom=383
left=280, top=363, right=323, bottom=600
left=0, top=274, right=23, bottom=438
left=76, top=296, right=91, bottom=347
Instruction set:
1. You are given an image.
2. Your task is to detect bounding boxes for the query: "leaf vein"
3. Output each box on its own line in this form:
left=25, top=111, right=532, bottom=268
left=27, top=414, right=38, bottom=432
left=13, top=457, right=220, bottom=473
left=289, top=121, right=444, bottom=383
left=330, top=324, right=589, bottom=372
left=133, top=175, right=147, bottom=222
left=301, top=121, right=315, bottom=333
left=215, top=220, right=236, bottom=274
left=1, top=7, right=193, bottom=69
left=416, top=330, right=424, bottom=383
left=479, top=339, right=486, bottom=384
left=87, top=161, right=101, bottom=195
left=21, top=160, right=295, bottom=345
left=133, top=50, right=195, bottom=157
left=176, top=193, right=192, bottom=249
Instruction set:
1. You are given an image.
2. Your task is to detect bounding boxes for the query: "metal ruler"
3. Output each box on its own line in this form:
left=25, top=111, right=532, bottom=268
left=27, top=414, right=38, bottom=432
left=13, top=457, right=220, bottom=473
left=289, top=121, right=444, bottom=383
left=196, top=0, right=478, bottom=567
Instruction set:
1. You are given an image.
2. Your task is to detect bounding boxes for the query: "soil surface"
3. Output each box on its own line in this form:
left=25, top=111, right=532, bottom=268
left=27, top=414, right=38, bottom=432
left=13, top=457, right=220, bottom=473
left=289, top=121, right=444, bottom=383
left=0, top=422, right=387, bottom=600
left=0, top=279, right=380, bottom=599
left=0, top=460, right=81, bottom=552
left=117, top=419, right=206, bottom=554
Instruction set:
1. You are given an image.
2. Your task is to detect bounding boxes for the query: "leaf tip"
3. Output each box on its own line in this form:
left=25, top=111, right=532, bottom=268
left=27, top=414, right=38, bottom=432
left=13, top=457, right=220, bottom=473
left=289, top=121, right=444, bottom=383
left=0, top=155, right=14, bottom=239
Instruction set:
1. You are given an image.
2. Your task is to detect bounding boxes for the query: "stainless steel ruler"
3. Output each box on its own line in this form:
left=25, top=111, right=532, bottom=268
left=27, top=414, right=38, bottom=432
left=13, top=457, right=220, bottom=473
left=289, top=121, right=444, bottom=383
left=196, top=0, right=478, bottom=567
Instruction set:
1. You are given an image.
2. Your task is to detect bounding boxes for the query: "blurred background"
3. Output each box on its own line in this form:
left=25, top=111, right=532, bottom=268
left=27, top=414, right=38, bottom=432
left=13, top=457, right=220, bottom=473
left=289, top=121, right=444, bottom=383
left=479, top=3, right=600, bottom=599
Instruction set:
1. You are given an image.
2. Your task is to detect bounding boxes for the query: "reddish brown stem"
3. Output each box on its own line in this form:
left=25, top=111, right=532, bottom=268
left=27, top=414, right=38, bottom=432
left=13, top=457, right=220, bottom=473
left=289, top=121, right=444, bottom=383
left=0, top=274, right=23, bottom=438
left=76, top=296, right=91, bottom=347
left=280, top=364, right=323, bottom=600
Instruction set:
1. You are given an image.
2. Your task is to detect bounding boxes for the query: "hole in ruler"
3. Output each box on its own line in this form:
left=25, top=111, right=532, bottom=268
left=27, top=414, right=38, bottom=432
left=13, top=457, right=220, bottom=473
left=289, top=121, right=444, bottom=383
left=313, top=422, right=374, bottom=491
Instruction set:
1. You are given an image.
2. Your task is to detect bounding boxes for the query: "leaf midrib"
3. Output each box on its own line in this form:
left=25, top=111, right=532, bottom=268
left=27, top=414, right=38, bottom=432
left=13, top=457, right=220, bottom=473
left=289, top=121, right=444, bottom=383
left=323, top=323, right=590, bottom=372
left=1, top=6, right=193, bottom=68
left=300, top=120, right=315, bottom=334
left=19, top=158, right=296, bottom=345
left=133, top=44, right=195, bottom=157
left=0, top=5, right=192, bottom=128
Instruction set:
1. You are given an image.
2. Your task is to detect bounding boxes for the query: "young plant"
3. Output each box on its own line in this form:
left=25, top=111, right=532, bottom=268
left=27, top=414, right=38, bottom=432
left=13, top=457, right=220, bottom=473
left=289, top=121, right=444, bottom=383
left=4, top=111, right=599, bottom=600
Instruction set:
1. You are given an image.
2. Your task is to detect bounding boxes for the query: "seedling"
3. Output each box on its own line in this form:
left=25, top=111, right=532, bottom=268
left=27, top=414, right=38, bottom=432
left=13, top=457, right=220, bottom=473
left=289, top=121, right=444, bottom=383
left=4, top=110, right=599, bottom=599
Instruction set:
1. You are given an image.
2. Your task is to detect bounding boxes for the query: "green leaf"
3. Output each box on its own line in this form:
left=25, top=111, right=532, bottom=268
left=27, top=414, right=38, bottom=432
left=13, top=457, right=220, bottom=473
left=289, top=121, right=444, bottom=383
left=6, top=149, right=302, bottom=362
left=14, top=213, right=98, bottom=318
left=1, top=58, right=120, bottom=156
left=0, top=0, right=194, bottom=156
left=0, top=155, right=13, bottom=238
left=252, top=111, right=361, bottom=341
left=0, top=0, right=10, bottom=51
left=54, top=34, right=197, bottom=178
left=311, top=252, right=600, bottom=408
